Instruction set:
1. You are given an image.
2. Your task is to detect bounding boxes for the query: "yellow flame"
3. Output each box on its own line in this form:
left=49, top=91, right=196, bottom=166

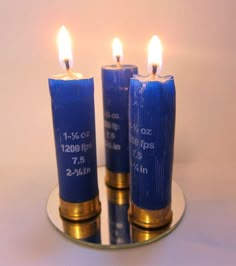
left=148, top=35, right=162, bottom=69
left=57, top=26, right=73, bottom=66
left=112, top=37, right=123, bottom=58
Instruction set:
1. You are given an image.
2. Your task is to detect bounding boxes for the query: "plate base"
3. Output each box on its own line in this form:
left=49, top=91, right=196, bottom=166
left=47, top=166, right=185, bottom=249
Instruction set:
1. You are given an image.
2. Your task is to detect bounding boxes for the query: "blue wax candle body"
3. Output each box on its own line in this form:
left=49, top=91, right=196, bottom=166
left=129, top=76, right=176, bottom=210
left=108, top=201, right=130, bottom=244
left=102, top=65, right=138, bottom=173
left=49, top=78, right=99, bottom=203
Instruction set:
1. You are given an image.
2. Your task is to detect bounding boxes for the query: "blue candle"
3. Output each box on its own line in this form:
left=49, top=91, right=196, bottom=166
left=48, top=26, right=100, bottom=221
left=102, top=38, right=138, bottom=188
left=129, top=36, right=175, bottom=228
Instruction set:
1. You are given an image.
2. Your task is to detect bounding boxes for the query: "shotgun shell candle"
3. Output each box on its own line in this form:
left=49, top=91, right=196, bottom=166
left=48, top=26, right=101, bottom=221
left=102, top=38, right=138, bottom=188
left=129, top=35, right=175, bottom=228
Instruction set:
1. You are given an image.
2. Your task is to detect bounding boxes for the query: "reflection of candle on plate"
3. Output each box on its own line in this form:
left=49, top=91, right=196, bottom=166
left=107, top=187, right=130, bottom=244
left=62, top=215, right=101, bottom=243
left=48, top=26, right=101, bottom=221
left=102, top=37, right=138, bottom=189
left=129, top=35, right=176, bottom=228
left=131, top=223, right=169, bottom=242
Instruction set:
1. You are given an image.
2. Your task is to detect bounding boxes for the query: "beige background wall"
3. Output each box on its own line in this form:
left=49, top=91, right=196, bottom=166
left=0, top=0, right=235, bottom=167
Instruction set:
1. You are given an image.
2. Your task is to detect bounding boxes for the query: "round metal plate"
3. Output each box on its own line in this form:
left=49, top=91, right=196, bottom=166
left=47, top=166, right=185, bottom=249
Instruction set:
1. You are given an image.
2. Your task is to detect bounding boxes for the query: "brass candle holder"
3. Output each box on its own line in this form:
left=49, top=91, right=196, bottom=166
left=59, top=196, right=101, bottom=222
left=105, top=168, right=129, bottom=189
left=129, top=202, right=172, bottom=229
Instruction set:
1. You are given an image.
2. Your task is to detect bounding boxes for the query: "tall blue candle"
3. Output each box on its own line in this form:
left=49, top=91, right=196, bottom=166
left=129, top=35, right=175, bottom=228
left=48, top=26, right=100, bottom=221
left=102, top=38, right=138, bottom=188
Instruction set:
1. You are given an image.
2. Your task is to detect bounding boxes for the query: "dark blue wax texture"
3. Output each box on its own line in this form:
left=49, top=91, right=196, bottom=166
left=102, top=65, right=138, bottom=173
left=49, top=78, right=98, bottom=203
left=129, top=76, right=176, bottom=210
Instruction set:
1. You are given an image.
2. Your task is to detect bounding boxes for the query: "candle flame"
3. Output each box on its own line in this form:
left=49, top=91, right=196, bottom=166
left=148, top=35, right=162, bottom=73
left=112, top=37, right=123, bottom=60
left=57, top=26, right=73, bottom=69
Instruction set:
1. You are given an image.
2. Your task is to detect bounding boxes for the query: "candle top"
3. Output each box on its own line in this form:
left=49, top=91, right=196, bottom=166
left=132, top=74, right=173, bottom=83
left=102, top=64, right=137, bottom=70
left=50, top=71, right=83, bottom=80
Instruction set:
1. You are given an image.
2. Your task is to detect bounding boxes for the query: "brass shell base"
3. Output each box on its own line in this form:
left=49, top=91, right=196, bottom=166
left=107, top=186, right=129, bottom=205
left=60, top=196, right=101, bottom=222
left=129, top=202, right=172, bottom=229
left=131, top=223, right=170, bottom=242
left=105, top=168, right=129, bottom=189
left=62, top=215, right=100, bottom=240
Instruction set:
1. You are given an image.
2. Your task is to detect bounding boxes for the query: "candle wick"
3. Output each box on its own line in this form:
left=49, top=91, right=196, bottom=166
left=116, top=55, right=121, bottom=67
left=64, top=59, right=70, bottom=71
left=152, top=64, right=158, bottom=75
left=116, top=55, right=120, bottom=64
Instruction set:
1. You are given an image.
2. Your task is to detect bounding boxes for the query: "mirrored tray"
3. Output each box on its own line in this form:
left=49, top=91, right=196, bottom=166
left=47, top=166, right=185, bottom=249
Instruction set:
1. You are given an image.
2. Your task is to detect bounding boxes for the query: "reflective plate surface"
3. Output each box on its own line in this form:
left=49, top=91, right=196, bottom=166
left=47, top=166, right=185, bottom=249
